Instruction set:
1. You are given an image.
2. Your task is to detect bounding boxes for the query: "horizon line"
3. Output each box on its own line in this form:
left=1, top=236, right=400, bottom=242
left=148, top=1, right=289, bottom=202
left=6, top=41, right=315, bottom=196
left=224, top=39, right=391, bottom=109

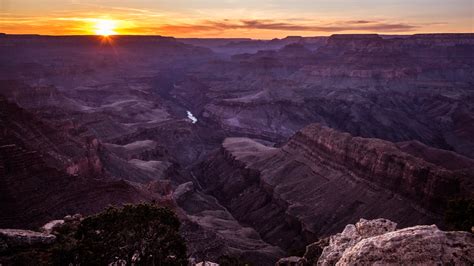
left=1, top=32, right=473, bottom=40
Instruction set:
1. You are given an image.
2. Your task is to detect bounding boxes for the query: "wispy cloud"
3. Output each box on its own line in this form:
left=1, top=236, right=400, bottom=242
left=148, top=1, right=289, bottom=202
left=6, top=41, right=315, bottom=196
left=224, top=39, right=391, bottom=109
left=156, top=19, right=418, bottom=34
left=0, top=10, right=441, bottom=37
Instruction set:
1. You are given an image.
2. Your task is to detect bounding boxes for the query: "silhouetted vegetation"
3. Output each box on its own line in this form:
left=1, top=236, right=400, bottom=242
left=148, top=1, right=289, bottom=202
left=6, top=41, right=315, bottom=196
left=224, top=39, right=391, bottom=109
left=445, top=198, right=474, bottom=232
left=1, top=204, right=187, bottom=265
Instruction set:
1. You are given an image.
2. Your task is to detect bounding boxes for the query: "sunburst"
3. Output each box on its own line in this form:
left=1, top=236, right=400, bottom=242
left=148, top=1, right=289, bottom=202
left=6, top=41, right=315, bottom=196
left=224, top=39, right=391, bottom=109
left=94, top=19, right=117, bottom=36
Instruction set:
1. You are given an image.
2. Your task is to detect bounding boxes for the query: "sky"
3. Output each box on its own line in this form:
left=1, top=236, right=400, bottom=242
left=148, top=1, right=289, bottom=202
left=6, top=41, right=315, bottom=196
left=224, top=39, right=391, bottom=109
left=1, top=0, right=473, bottom=38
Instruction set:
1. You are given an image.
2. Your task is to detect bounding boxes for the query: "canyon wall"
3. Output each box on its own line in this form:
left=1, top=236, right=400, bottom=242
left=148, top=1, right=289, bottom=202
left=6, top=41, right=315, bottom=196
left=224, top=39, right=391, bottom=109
left=195, top=124, right=473, bottom=251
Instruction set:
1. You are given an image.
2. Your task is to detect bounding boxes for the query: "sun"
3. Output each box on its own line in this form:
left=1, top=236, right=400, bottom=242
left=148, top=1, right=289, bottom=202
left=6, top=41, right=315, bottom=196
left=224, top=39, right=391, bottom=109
left=94, top=19, right=117, bottom=36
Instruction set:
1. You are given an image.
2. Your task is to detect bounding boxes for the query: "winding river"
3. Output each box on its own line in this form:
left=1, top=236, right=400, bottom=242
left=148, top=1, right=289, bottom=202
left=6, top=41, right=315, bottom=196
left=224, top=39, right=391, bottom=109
left=187, top=110, right=198, bottom=124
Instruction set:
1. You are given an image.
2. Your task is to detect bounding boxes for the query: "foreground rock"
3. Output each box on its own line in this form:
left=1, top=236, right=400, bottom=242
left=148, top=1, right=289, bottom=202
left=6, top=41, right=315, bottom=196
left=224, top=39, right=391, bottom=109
left=282, top=218, right=474, bottom=265
left=336, top=224, right=474, bottom=265
left=318, top=218, right=397, bottom=265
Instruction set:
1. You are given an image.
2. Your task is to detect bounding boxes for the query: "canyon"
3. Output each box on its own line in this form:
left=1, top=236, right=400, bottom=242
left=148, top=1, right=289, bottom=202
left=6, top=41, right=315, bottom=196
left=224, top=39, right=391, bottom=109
left=0, top=33, right=473, bottom=264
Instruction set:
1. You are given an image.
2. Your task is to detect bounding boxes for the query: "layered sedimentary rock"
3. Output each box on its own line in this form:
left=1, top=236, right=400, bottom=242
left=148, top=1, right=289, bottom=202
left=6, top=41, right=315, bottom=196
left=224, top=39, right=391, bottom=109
left=396, top=140, right=474, bottom=170
left=1, top=34, right=473, bottom=264
left=174, top=182, right=285, bottom=264
left=195, top=124, right=473, bottom=251
left=0, top=97, right=151, bottom=229
left=285, top=124, right=471, bottom=211
left=177, top=33, right=474, bottom=158
left=0, top=96, right=283, bottom=263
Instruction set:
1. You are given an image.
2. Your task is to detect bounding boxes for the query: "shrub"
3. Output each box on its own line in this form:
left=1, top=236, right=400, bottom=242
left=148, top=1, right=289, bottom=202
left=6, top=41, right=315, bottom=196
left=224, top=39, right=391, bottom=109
left=13, top=203, right=188, bottom=265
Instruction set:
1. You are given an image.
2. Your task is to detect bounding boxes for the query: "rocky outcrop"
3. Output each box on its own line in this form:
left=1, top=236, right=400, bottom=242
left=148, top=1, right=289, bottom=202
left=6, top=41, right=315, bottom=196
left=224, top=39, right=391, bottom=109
left=317, top=218, right=397, bottom=265
left=0, top=229, right=56, bottom=252
left=317, top=219, right=474, bottom=265
left=337, top=225, right=474, bottom=265
left=41, top=220, right=65, bottom=234
left=285, top=218, right=474, bottom=265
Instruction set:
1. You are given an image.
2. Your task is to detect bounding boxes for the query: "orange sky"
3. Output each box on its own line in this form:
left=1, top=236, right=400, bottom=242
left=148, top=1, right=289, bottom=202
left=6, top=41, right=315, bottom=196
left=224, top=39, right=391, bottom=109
left=1, top=0, right=472, bottom=38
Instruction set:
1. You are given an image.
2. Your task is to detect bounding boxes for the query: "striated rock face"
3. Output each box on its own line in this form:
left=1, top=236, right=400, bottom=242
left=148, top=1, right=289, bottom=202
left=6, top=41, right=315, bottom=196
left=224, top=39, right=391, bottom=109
left=396, top=140, right=474, bottom=171
left=178, top=33, right=474, bottom=158
left=334, top=224, right=474, bottom=265
left=1, top=34, right=473, bottom=264
left=175, top=181, right=285, bottom=265
left=195, top=124, right=473, bottom=251
left=0, top=95, right=105, bottom=178
left=0, top=96, right=151, bottom=229
left=284, top=124, right=470, bottom=211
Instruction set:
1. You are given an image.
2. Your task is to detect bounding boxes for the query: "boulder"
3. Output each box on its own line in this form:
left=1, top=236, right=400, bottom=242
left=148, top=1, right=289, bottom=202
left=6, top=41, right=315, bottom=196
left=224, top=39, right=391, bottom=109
left=41, top=219, right=65, bottom=234
left=314, top=219, right=474, bottom=265
left=0, top=229, right=56, bottom=250
left=318, top=218, right=396, bottom=265
left=337, top=225, right=474, bottom=265
left=172, top=181, right=195, bottom=201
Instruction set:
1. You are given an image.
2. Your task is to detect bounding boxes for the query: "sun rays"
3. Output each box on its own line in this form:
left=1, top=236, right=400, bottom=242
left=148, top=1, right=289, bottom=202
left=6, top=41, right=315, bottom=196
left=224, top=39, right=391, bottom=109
left=93, top=19, right=118, bottom=36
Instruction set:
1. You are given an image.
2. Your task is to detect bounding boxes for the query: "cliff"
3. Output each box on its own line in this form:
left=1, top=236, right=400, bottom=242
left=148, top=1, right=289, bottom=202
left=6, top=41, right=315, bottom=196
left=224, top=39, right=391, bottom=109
left=195, top=124, right=473, bottom=251
left=0, top=96, right=150, bottom=228
left=284, top=124, right=471, bottom=211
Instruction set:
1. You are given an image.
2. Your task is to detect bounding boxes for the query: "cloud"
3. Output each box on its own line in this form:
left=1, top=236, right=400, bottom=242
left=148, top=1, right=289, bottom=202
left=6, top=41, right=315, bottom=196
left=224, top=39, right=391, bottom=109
left=156, top=19, right=418, bottom=34
left=0, top=12, right=422, bottom=37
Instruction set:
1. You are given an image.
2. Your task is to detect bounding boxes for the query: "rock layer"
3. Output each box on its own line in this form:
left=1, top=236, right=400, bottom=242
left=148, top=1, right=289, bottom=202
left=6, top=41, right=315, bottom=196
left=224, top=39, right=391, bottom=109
left=0, top=96, right=151, bottom=229
left=284, top=124, right=470, bottom=211
left=195, top=124, right=473, bottom=251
